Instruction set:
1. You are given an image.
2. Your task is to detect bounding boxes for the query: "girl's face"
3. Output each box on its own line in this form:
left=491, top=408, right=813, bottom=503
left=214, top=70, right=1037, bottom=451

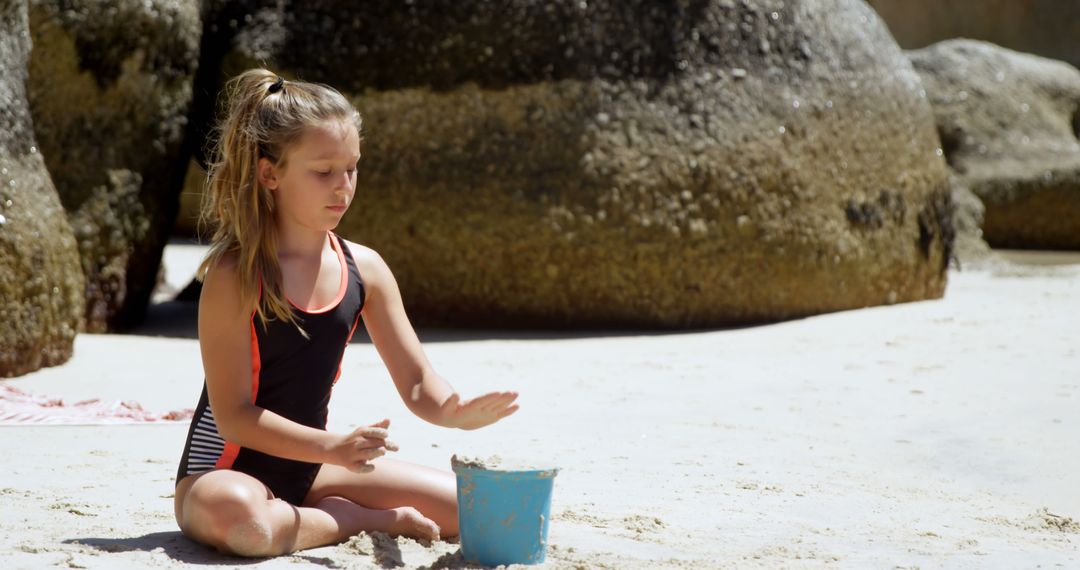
left=262, top=119, right=361, bottom=233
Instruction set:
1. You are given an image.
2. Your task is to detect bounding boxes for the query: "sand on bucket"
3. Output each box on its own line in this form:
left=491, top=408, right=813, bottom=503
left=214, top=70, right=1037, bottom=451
left=450, top=453, right=558, bottom=475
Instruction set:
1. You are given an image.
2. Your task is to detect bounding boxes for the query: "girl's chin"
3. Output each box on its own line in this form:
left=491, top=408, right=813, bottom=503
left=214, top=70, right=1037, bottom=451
left=287, top=221, right=341, bottom=233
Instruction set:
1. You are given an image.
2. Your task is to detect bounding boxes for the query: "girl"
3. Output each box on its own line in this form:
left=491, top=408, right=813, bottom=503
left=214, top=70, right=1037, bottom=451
left=173, top=69, right=519, bottom=557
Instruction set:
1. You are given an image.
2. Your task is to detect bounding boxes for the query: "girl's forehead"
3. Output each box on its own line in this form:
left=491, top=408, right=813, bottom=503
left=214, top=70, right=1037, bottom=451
left=292, top=120, right=360, bottom=161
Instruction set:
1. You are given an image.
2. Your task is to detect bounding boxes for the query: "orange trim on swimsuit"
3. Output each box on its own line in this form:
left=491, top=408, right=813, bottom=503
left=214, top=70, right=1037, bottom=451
left=333, top=310, right=363, bottom=386
left=215, top=300, right=263, bottom=469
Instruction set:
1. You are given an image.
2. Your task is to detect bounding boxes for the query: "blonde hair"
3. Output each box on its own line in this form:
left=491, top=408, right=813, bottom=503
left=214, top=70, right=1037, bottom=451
left=196, top=69, right=363, bottom=334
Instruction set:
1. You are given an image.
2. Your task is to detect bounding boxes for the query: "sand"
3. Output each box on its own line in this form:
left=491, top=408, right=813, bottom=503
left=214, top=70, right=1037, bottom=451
left=0, top=245, right=1078, bottom=568
left=451, top=454, right=558, bottom=475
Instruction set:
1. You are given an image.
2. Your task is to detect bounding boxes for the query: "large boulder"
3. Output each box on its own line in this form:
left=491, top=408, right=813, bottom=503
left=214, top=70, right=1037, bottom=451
left=0, top=0, right=85, bottom=377
left=191, top=0, right=953, bottom=327
left=867, top=0, right=1080, bottom=69
left=909, top=40, right=1080, bottom=250
left=25, top=0, right=200, bottom=331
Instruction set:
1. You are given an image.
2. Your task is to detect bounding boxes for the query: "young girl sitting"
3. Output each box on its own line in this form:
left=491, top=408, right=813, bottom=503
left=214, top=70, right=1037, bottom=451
left=173, top=69, right=519, bottom=557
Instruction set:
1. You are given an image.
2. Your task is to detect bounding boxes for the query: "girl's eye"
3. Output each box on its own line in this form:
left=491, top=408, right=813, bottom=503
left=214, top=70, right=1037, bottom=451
left=315, top=170, right=332, bottom=177
left=347, top=168, right=356, bottom=175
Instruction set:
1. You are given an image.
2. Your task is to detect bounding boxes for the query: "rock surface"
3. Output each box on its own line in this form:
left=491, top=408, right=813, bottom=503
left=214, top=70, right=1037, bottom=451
left=25, top=0, right=200, bottom=331
left=909, top=39, right=1080, bottom=250
left=0, top=0, right=85, bottom=377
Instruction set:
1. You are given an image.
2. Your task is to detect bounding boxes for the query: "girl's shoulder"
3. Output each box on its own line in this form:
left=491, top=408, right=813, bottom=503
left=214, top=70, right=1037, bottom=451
left=201, top=249, right=241, bottom=284
left=198, top=250, right=255, bottom=313
left=338, top=237, right=392, bottom=291
left=339, top=236, right=374, bottom=264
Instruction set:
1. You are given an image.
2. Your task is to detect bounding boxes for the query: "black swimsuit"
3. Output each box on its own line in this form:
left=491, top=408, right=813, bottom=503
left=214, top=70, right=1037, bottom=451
left=175, top=231, right=366, bottom=505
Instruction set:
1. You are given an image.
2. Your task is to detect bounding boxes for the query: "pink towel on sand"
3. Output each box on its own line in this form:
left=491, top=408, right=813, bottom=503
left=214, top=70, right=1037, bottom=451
left=0, top=383, right=193, bottom=425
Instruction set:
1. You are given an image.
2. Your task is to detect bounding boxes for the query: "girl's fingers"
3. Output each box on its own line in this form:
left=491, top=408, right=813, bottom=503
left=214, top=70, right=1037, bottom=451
left=470, top=393, right=504, bottom=409
left=487, top=392, right=518, bottom=405
left=348, top=461, right=374, bottom=473
left=355, top=437, right=393, bottom=450
left=363, top=447, right=387, bottom=459
left=480, top=393, right=518, bottom=412
left=459, top=391, right=517, bottom=411
left=496, top=404, right=520, bottom=419
left=348, top=447, right=386, bottom=465
left=355, top=426, right=389, bottom=439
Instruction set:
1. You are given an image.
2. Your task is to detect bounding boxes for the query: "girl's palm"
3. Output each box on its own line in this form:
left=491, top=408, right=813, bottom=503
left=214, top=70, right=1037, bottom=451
left=440, top=391, right=519, bottom=430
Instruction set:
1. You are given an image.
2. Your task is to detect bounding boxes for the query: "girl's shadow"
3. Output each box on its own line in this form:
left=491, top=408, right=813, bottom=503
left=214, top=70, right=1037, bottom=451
left=63, top=532, right=485, bottom=568
left=62, top=532, right=325, bottom=566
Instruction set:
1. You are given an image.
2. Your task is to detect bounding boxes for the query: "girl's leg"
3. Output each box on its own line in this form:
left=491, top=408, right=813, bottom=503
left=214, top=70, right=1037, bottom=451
left=303, top=456, right=460, bottom=538
left=174, top=469, right=430, bottom=557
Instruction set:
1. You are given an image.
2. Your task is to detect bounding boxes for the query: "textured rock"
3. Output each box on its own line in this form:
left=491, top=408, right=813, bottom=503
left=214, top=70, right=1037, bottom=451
left=26, top=0, right=200, bottom=331
left=195, top=0, right=953, bottom=327
left=868, top=0, right=1080, bottom=69
left=909, top=40, right=1080, bottom=250
left=0, top=0, right=85, bottom=377
left=948, top=176, right=992, bottom=263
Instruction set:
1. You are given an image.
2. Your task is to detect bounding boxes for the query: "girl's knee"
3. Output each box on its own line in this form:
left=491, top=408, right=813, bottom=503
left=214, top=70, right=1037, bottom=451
left=220, top=516, right=275, bottom=557
left=181, top=476, right=278, bottom=556
left=198, top=499, right=279, bottom=557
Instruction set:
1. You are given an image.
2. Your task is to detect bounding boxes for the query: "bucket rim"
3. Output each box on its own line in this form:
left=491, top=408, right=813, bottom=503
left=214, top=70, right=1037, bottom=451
left=451, top=463, right=559, bottom=477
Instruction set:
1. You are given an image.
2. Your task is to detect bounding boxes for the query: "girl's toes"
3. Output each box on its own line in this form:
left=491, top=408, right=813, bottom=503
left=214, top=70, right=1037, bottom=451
left=418, top=518, right=441, bottom=541
left=391, top=506, right=441, bottom=541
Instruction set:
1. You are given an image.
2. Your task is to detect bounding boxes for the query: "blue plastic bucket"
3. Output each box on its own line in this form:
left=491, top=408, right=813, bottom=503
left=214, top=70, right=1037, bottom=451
left=451, top=457, right=559, bottom=566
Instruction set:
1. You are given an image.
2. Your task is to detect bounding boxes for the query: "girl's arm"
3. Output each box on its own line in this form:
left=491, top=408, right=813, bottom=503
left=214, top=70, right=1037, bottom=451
left=199, top=254, right=390, bottom=469
left=352, top=243, right=519, bottom=429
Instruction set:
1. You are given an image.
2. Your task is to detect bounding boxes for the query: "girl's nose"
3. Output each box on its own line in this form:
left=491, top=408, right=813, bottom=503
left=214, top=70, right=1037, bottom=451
left=335, top=177, right=353, bottom=198
left=338, top=171, right=354, bottom=190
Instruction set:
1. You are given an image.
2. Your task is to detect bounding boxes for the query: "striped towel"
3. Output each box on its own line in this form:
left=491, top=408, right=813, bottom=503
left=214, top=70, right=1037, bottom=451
left=0, top=383, right=193, bottom=425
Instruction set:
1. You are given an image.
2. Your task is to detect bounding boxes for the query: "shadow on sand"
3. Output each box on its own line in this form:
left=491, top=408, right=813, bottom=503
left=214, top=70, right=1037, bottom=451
left=65, top=532, right=487, bottom=569
left=63, top=532, right=262, bottom=565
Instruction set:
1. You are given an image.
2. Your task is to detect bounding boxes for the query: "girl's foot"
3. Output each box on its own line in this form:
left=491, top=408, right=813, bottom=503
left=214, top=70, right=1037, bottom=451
left=314, top=497, right=440, bottom=542
left=389, top=506, right=441, bottom=542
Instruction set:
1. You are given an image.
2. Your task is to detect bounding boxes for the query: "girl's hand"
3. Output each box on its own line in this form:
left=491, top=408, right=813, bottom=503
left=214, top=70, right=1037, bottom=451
left=438, top=391, right=520, bottom=430
left=326, top=418, right=400, bottom=473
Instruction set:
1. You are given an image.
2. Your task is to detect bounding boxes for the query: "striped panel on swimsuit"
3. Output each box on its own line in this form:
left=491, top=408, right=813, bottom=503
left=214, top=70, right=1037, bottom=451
left=185, top=406, right=225, bottom=475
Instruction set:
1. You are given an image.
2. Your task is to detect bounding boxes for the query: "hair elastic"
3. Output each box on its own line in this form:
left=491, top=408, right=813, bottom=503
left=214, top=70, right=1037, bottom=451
left=268, top=75, right=285, bottom=94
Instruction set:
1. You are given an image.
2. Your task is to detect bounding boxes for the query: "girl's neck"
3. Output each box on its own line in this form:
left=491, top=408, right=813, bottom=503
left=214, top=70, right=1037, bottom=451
left=276, top=226, right=330, bottom=260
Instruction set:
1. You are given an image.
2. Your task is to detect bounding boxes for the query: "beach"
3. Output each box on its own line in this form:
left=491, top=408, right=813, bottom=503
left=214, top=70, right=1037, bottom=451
left=1, top=245, right=1078, bottom=568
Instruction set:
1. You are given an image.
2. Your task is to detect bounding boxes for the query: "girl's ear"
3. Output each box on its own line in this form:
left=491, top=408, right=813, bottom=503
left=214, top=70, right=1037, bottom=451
left=257, top=157, right=280, bottom=190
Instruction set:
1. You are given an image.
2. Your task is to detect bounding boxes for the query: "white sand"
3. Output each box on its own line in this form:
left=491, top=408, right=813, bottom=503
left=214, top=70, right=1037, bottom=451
left=1, top=247, right=1078, bottom=568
